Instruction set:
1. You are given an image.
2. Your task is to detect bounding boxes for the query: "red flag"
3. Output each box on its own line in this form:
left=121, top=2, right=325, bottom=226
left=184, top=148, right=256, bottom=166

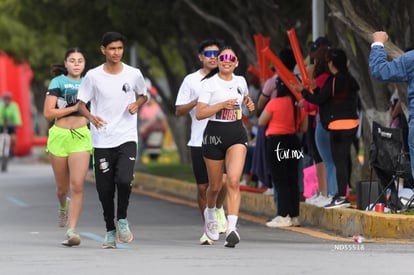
left=262, top=47, right=303, bottom=101
left=287, top=28, right=312, bottom=91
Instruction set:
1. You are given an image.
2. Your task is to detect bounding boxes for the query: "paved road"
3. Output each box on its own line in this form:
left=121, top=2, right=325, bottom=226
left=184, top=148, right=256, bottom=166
left=1, top=157, right=413, bottom=275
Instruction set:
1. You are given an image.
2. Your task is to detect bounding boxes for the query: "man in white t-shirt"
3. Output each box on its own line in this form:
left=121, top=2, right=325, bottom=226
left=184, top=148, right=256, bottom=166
left=175, top=39, right=228, bottom=245
left=78, top=32, right=148, bottom=249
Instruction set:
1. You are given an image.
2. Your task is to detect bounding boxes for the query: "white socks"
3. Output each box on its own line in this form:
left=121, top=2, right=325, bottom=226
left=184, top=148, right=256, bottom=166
left=227, top=215, right=238, bottom=232
left=206, top=207, right=217, bottom=221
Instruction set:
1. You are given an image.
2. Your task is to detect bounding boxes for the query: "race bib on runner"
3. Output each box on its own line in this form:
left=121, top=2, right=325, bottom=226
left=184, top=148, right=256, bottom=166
left=215, top=104, right=241, bottom=121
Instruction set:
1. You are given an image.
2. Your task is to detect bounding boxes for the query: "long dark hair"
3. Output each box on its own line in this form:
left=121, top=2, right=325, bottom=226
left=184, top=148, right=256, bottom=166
left=328, top=48, right=359, bottom=90
left=328, top=48, right=360, bottom=99
left=50, top=47, right=86, bottom=77
left=312, top=45, right=330, bottom=78
left=328, top=48, right=348, bottom=74
left=275, top=48, right=299, bottom=127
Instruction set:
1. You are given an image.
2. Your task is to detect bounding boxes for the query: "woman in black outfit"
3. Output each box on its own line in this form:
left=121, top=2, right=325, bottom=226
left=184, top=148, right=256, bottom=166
left=294, top=48, right=360, bottom=208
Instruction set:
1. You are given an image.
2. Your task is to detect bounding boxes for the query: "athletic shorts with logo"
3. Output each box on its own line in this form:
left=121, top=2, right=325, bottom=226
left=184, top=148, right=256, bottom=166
left=202, top=120, right=248, bottom=160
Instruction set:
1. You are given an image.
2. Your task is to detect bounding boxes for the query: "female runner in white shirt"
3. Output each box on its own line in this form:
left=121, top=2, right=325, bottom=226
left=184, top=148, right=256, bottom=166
left=196, top=46, right=255, bottom=248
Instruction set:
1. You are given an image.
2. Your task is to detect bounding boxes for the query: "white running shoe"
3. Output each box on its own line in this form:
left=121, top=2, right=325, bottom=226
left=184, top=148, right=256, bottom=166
left=305, top=192, right=320, bottom=205
left=266, top=215, right=292, bottom=228
left=61, top=231, right=81, bottom=247
left=314, top=195, right=333, bottom=208
left=204, top=209, right=219, bottom=241
left=262, top=187, right=274, bottom=196
left=291, top=216, right=301, bottom=227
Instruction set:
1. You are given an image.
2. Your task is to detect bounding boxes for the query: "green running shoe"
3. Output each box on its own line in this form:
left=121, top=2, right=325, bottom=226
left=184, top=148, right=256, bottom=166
left=117, top=219, right=133, bottom=243
left=102, top=230, right=117, bottom=249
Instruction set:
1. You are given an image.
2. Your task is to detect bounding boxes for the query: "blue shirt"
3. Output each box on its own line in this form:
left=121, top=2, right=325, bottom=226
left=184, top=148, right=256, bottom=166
left=47, top=74, right=83, bottom=116
left=369, top=44, right=414, bottom=118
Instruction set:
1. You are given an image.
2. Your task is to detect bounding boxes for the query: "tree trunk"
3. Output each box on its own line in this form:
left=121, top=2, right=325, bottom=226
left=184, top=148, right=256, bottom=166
left=326, top=0, right=411, bottom=183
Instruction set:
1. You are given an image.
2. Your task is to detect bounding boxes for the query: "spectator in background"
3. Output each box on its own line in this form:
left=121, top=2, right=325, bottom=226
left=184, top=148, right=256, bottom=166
left=240, top=75, right=260, bottom=188
left=259, top=48, right=308, bottom=227
left=138, top=87, right=166, bottom=162
left=303, top=38, right=338, bottom=207
left=252, top=68, right=277, bottom=195
left=240, top=113, right=256, bottom=187
left=387, top=82, right=409, bottom=155
left=369, top=31, right=414, bottom=179
left=297, top=48, right=360, bottom=208
left=0, top=92, right=22, bottom=156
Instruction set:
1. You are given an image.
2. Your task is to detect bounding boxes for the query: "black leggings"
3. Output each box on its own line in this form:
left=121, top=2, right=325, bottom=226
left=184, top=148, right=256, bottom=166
left=306, top=115, right=322, bottom=163
left=330, top=128, right=357, bottom=197
left=93, top=141, right=137, bottom=231
left=266, top=134, right=302, bottom=217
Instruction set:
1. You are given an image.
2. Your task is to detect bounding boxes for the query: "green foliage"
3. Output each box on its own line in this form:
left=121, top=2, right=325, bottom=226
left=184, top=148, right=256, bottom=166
left=138, top=149, right=194, bottom=182
left=135, top=41, right=185, bottom=80
left=3, top=0, right=408, bottom=169
left=0, top=1, right=69, bottom=79
left=138, top=162, right=195, bottom=183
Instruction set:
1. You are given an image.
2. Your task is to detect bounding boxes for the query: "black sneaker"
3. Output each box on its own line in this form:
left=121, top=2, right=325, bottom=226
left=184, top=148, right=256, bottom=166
left=224, top=230, right=240, bottom=248
left=324, top=197, right=351, bottom=209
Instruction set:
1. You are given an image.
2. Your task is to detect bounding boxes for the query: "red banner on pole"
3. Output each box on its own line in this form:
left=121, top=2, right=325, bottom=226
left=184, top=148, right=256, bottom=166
left=253, top=34, right=273, bottom=85
left=262, top=47, right=303, bottom=101
left=287, top=28, right=311, bottom=91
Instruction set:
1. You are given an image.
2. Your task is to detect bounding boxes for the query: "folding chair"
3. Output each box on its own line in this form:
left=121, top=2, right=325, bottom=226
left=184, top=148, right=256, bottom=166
left=368, top=121, right=412, bottom=212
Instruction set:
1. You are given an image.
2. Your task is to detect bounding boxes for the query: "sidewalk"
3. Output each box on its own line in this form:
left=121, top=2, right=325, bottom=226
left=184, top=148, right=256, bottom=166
left=132, top=172, right=414, bottom=240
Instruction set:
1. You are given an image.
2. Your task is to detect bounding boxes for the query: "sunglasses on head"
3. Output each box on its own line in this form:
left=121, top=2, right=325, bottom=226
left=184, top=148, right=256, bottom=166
left=203, top=50, right=219, bottom=58
left=218, top=54, right=237, bottom=62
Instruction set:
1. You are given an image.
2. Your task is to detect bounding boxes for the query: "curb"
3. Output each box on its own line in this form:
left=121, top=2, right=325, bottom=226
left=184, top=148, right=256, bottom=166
left=134, top=172, right=277, bottom=218
left=87, top=171, right=414, bottom=240
left=301, top=203, right=414, bottom=239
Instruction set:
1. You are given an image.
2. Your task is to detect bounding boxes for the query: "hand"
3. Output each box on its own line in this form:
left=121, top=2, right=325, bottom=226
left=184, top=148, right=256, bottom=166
left=296, top=99, right=304, bottom=108
left=222, top=98, right=237, bottom=109
left=90, top=115, right=107, bottom=129
left=291, top=81, right=304, bottom=92
left=72, top=101, right=80, bottom=112
left=127, top=102, right=139, bottom=114
left=244, top=96, right=255, bottom=112
left=373, top=31, right=388, bottom=44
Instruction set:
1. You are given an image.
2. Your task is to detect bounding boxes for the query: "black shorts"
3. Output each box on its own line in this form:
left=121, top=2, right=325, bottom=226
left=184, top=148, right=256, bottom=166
left=190, top=146, right=209, bottom=184
left=202, top=120, right=248, bottom=160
